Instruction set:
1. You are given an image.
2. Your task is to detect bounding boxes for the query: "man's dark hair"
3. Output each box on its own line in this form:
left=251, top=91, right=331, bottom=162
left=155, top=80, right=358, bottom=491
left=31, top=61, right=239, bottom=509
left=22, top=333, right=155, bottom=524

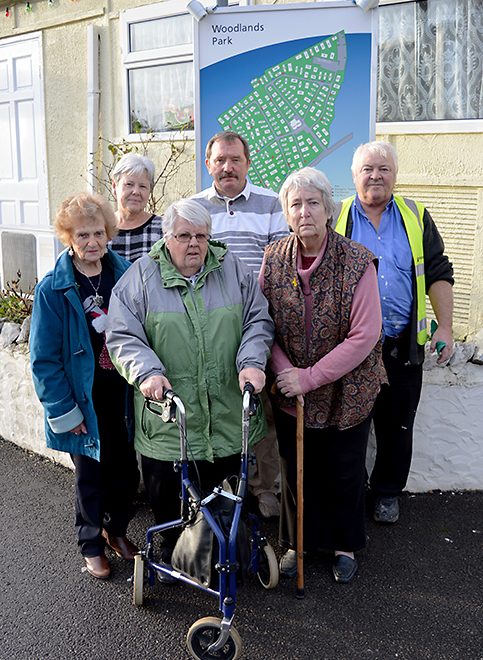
left=205, top=131, right=251, bottom=162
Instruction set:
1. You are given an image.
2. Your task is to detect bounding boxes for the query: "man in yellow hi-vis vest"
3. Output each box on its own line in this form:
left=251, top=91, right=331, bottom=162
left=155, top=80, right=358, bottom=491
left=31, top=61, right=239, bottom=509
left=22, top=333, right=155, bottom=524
left=333, top=141, right=454, bottom=524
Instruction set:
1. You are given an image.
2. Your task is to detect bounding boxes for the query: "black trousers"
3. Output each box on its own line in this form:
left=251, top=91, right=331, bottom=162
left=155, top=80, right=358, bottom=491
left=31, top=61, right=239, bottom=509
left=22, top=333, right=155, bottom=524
left=71, top=374, right=139, bottom=557
left=141, top=453, right=241, bottom=549
left=273, top=408, right=371, bottom=553
left=369, top=335, right=423, bottom=498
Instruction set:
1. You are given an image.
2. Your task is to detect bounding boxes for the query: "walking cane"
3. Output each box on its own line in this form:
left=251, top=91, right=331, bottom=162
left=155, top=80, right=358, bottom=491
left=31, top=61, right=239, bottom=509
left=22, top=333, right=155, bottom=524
left=295, top=397, right=305, bottom=599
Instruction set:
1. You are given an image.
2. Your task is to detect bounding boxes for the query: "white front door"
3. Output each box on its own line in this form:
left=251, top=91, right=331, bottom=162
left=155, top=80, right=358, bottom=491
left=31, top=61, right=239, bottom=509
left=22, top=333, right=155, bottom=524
left=0, top=32, right=50, bottom=288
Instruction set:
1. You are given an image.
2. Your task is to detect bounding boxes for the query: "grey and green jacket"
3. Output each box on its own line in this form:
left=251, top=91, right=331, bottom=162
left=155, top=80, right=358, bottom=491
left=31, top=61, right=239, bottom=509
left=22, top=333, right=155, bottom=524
left=106, top=239, right=274, bottom=461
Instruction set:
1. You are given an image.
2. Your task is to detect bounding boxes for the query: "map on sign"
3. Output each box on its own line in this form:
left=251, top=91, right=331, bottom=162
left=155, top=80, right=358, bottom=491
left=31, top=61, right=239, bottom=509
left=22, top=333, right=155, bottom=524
left=217, top=31, right=349, bottom=193
left=196, top=3, right=375, bottom=199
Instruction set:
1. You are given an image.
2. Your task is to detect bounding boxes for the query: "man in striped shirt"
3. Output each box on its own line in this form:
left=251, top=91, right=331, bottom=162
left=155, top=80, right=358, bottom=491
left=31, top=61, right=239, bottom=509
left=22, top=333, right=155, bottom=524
left=193, top=131, right=289, bottom=518
left=193, top=131, right=288, bottom=275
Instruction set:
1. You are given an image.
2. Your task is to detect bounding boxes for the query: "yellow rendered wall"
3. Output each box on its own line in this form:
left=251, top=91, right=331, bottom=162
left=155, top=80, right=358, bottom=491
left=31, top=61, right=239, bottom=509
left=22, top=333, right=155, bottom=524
left=0, top=1, right=106, bottom=218
left=376, top=131, right=483, bottom=339
left=0, top=0, right=196, bottom=222
left=0, top=1, right=481, bottom=337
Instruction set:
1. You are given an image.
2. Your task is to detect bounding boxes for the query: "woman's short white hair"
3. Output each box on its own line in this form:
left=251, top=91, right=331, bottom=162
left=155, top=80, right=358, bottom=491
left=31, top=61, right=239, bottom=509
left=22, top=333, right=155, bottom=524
left=279, top=167, right=335, bottom=219
left=162, top=199, right=212, bottom=237
left=111, top=153, right=156, bottom=189
left=351, top=141, right=399, bottom=177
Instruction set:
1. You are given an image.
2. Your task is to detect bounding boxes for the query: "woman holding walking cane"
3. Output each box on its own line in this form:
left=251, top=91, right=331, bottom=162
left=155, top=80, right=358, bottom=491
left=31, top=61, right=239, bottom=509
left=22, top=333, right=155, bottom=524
left=260, top=168, right=386, bottom=584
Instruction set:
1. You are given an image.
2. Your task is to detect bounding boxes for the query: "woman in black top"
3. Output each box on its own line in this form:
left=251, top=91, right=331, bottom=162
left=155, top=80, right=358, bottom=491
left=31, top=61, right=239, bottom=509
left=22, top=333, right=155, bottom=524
left=30, top=193, right=139, bottom=579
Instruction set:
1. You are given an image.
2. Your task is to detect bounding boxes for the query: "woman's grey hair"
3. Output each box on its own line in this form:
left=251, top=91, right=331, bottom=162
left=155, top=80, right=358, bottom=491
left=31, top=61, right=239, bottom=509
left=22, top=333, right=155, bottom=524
left=162, top=199, right=212, bottom=237
left=279, top=167, right=335, bottom=219
left=111, top=153, right=156, bottom=189
left=351, top=141, right=399, bottom=177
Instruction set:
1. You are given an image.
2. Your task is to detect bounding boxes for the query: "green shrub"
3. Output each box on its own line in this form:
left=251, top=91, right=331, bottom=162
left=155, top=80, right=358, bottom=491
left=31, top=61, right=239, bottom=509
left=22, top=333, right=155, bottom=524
left=0, top=272, right=35, bottom=324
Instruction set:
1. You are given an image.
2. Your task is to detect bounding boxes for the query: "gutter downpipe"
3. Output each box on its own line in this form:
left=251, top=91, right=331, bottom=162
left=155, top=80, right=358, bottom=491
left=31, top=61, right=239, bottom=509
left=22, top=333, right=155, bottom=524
left=87, top=25, right=100, bottom=193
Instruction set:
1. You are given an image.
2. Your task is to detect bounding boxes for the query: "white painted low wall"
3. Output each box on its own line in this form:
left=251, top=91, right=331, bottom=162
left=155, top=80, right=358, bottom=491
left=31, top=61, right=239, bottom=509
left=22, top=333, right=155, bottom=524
left=1, top=346, right=482, bottom=491
left=410, top=360, right=483, bottom=491
left=0, top=346, right=73, bottom=470
left=366, top=361, right=483, bottom=491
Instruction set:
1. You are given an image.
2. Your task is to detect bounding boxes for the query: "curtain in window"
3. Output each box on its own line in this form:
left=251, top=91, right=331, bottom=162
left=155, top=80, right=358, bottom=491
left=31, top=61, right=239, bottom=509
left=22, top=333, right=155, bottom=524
left=130, top=14, right=192, bottom=52
left=129, top=62, right=194, bottom=132
left=377, top=0, right=483, bottom=121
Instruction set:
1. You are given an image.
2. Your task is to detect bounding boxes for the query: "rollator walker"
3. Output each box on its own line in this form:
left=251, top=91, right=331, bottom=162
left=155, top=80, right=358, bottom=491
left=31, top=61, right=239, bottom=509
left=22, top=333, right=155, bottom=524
left=132, top=383, right=279, bottom=660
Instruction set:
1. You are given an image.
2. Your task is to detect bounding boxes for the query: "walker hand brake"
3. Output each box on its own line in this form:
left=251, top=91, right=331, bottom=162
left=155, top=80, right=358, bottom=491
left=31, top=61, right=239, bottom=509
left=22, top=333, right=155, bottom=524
left=145, top=391, right=177, bottom=423
left=242, top=382, right=259, bottom=416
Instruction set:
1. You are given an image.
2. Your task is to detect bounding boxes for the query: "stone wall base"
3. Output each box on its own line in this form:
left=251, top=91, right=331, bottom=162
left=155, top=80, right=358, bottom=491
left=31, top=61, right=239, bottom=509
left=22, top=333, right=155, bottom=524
left=1, top=348, right=482, bottom=491
left=0, top=346, right=73, bottom=470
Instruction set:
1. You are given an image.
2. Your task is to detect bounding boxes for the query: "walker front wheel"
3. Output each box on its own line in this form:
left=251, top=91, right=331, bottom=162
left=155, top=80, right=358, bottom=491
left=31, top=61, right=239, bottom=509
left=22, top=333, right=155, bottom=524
left=132, top=553, right=144, bottom=606
left=257, top=543, right=279, bottom=589
left=186, top=616, right=242, bottom=660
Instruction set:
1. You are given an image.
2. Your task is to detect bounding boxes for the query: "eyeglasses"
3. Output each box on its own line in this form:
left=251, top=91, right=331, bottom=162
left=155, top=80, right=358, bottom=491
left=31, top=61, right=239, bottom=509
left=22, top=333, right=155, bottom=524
left=172, top=232, right=211, bottom=243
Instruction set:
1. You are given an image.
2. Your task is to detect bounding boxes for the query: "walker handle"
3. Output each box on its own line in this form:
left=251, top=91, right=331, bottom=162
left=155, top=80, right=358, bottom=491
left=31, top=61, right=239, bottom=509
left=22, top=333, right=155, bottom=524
left=243, top=382, right=259, bottom=416
left=145, top=390, right=178, bottom=423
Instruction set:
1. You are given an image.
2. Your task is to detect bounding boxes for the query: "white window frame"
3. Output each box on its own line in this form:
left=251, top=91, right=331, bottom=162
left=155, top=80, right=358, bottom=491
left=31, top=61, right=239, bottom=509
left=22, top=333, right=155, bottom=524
left=120, top=0, right=195, bottom=141
left=376, top=0, right=483, bottom=134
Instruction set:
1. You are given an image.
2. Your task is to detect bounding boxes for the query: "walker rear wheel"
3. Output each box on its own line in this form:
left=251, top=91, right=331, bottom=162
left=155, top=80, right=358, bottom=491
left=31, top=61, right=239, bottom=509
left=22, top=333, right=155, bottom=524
left=132, top=553, right=144, bottom=606
left=186, top=616, right=242, bottom=660
left=257, top=543, right=279, bottom=589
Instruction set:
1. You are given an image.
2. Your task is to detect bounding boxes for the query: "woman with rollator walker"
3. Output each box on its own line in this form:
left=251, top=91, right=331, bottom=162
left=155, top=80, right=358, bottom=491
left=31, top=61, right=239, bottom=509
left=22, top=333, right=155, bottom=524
left=106, top=198, right=274, bottom=570
left=106, top=198, right=277, bottom=657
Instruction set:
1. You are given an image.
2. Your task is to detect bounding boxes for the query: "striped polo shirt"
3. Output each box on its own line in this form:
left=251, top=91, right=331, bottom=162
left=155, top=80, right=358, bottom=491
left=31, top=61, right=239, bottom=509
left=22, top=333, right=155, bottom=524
left=193, top=181, right=289, bottom=275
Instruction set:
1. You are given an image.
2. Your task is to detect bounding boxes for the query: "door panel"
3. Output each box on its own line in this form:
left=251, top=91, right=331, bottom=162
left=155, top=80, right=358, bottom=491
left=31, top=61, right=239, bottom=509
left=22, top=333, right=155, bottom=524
left=0, top=33, right=50, bottom=288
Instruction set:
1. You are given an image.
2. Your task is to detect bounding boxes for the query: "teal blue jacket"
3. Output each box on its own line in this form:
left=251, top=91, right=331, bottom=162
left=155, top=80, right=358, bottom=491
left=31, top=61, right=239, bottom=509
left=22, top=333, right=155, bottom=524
left=29, top=248, right=131, bottom=460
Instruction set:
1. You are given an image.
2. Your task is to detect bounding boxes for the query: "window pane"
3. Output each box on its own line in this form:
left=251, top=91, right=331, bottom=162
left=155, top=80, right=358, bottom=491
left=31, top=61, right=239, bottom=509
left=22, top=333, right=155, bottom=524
left=129, top=62, right=194, bottom=132
left=377, top=0, right=483, bottom=121
left=130, top=15, right=192, bottom=52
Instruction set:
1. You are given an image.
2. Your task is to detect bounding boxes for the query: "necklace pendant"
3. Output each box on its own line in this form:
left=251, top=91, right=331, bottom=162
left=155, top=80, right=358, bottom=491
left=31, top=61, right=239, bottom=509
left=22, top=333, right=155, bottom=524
left=93, top=294, right=104, bottom=307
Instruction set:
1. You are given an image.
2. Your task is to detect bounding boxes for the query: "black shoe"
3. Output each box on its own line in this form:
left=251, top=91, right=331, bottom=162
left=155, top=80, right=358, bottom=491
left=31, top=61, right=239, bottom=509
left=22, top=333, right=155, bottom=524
left=156, top=569, right=178, bottom=585
left=157, top=547, right=177, bottom=585
left=374, top=496, right=399, bottom=524
left=332, top=555, right=358, bottom=584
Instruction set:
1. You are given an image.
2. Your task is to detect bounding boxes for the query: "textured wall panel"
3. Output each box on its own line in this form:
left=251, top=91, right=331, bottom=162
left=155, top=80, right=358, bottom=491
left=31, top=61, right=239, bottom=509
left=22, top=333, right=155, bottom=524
left=1, top=231, right=37, bottom=289
left=395, top=185, right=480, bottom=336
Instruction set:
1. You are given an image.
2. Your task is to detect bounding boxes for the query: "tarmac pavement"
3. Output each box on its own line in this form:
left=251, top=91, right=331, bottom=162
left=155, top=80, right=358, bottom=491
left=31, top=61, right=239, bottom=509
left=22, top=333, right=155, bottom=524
left=1, top=437, right=482, bottom=660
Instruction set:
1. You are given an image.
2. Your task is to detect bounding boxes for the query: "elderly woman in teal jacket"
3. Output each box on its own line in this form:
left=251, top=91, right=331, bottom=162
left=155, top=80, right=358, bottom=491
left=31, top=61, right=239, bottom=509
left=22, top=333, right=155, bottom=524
left=30, top=193, right=139, bottom=580
left=106, top=198, right=274, bottom=563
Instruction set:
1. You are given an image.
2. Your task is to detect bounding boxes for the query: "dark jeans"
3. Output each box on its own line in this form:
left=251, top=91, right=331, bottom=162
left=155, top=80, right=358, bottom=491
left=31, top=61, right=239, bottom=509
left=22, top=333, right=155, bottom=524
left=71, top=440, right=139, bottom=557
left=71, top=374, right=139, bottom=557
left=273, top=408, right=371, bottom=553
left=141, top=453, right=241, bottom=549
left=369, top=335, right=424, bottom=498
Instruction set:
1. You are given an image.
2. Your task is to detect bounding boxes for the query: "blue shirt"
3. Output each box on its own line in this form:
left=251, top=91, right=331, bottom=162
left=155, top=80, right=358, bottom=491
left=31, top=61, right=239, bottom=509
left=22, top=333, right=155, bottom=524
left=351, top=195, right=413, bottom=338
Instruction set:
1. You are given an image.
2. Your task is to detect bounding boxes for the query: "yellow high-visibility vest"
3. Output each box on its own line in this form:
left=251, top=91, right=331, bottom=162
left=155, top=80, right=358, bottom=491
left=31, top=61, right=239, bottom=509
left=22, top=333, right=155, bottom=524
left=334, top=194, right=428, bottom=345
